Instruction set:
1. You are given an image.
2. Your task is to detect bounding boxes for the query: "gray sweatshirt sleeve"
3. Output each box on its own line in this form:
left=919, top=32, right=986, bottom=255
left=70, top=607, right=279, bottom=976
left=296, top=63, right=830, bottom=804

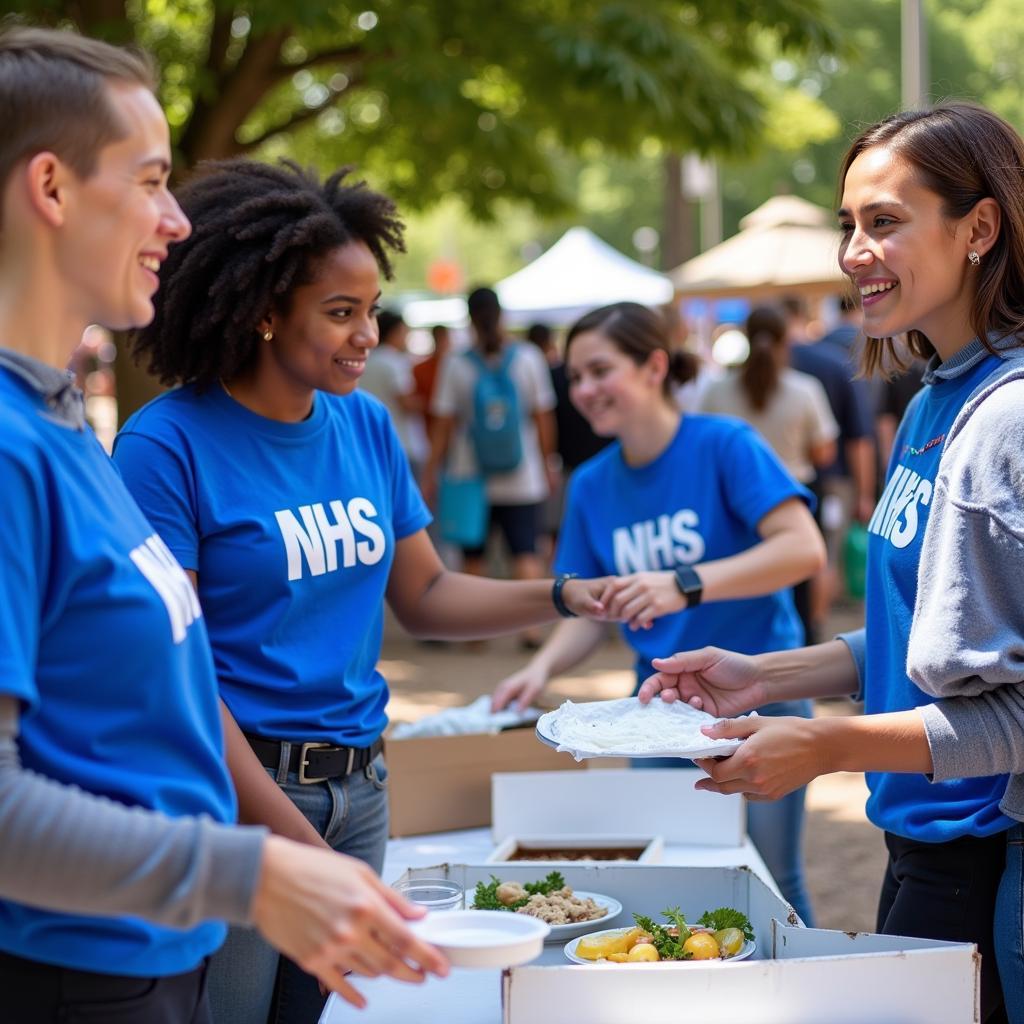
left=0, top=696, right=267, bottom=928
left=836, top=629, right=866, bottom=701
left=907, top=380, right=1024, bottom=780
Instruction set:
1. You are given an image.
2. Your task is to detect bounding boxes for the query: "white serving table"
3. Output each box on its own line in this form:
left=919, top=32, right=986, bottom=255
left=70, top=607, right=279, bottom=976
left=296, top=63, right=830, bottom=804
left=320, top=827, right=775, bottom=1024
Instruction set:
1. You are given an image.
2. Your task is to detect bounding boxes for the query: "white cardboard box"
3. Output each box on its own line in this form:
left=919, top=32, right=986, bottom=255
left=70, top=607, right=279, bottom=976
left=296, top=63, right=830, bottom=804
left=392, top=863, right=978, bottom=1024
left=491, top=768, right=745, bottom=847
left=485, top=833, right=663, bottom=865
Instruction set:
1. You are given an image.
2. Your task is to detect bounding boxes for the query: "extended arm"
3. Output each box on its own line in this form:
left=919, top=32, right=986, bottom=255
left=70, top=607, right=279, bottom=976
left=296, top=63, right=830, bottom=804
left=0, top=695, right=263, bottom=927
left=491, top=617, right=607, bottom=712
left=386, top=531, right=609, bottom=638
left=603, top=497, right=825, bottom=630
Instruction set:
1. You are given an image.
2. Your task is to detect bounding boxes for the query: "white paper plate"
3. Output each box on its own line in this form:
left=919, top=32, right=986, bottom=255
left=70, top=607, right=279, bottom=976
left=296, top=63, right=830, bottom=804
left=564, top=926, right=755, bottom=965
left=410, top=910, right=549, bottom=969
left=536, top=697, right=746, bottom=761
left=470, top=892, right=622, bottom=942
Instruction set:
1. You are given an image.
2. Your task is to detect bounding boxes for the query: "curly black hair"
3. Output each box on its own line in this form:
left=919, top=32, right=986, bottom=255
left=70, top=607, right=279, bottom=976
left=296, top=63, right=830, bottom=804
left=130, top=158, right=405, bottom=387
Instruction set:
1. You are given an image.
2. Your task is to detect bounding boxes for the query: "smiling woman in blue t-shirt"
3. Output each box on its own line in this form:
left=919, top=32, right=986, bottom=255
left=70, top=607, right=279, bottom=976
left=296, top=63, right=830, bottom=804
left=112, top=159, right=612, bottom=1024
left=638, top=104, right=1024, bottom=1023
left=490, top=301, right=826, bottom=927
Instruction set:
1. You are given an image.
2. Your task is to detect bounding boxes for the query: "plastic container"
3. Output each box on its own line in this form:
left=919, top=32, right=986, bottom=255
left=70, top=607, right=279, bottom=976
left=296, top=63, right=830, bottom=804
left=393, top=877, right=465, bottom=912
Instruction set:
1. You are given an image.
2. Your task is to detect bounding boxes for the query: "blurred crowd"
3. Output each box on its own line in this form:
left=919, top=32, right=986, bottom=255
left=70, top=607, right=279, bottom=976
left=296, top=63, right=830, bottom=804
left=362, top=287, right=921, bottom=649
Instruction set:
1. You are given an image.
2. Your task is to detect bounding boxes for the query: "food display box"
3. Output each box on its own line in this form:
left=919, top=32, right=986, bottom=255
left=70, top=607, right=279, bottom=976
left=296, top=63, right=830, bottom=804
left=486, top=834, right=663, bottom=865
left=386, top=725, right=585, bottom=838
left=491, top=769, right=746, bottom=847
left=394, top=863, right=980, bottom=1024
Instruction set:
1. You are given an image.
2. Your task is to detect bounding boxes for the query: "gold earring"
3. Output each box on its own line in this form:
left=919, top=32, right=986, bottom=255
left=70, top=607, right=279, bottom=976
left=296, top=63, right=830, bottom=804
left=262, top=329, right=274, bottom=342
left=968, top=250, right=981, bottom=267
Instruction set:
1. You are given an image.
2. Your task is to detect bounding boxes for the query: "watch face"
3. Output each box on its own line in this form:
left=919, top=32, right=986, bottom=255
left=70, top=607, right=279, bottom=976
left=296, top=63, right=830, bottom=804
left=674, top=566, right=702, bottom=606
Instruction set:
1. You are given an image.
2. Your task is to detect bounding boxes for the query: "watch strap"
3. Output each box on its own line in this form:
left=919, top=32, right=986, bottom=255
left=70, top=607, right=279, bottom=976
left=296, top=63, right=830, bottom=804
left=552, top=573, right=580, bottom=618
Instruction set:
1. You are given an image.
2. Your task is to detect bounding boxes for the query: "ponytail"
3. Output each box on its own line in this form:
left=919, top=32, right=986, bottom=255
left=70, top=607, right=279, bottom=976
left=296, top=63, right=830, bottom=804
left=669, top=349, right=698, bottom=388
left=741, top=307, right=786, bottom=412
left=467, top=286, right=504, bottom=355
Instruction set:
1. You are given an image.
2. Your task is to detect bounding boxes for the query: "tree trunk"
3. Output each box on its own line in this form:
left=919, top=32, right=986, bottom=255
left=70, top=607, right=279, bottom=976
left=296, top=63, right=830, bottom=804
left=114, top=335, right=164, bottom=427
left=661, top=152, right=695, bottom=272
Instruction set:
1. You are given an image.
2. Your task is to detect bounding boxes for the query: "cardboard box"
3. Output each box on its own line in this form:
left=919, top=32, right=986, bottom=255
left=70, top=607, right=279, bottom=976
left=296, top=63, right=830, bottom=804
left=486, top=834, right=663, bottom=865
left=491, top=769, right=745, bottom=847
left=389, top=863, right=979, bottom=1024
left=387, top=725, right=585, bottom=838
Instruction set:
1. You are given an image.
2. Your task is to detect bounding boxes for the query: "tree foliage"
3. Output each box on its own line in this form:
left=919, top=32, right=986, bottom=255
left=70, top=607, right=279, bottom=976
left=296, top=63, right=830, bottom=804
left=7, top=0, right=836, bottom=215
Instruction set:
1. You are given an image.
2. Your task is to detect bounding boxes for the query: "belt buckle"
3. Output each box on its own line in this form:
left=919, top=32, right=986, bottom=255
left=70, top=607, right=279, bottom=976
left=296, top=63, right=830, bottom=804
left=298, top=742, right=332, bottom=784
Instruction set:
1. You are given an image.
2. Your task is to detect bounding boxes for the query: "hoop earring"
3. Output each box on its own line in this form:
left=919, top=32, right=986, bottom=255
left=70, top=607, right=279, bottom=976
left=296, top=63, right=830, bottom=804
left=262, top=329, right=274, bottom=342
left=968, top=250, right=981, bottom=267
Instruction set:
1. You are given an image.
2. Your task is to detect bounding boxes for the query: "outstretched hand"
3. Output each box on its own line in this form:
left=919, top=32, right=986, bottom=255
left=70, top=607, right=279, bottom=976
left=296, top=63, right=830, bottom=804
left=492, top=663, right=548, bottom=714
left=636, top=646, right=767, bottom=718
left=693, top=715, right=828, bottom=802
left=254, top=838, right=449, bottom=1009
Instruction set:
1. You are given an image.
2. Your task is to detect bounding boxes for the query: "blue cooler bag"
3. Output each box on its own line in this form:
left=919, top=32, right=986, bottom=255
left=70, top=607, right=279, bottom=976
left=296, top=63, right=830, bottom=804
left=438, top=475, right=488, bottom=547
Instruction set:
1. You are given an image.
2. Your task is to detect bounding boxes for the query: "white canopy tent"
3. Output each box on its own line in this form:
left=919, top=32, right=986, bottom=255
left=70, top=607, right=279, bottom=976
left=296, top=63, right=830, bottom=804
left=671, top=195, right=847, bottom=301
left=401, top=227, right=674, bottom=331
left=497, top=226, right=674, bottom=325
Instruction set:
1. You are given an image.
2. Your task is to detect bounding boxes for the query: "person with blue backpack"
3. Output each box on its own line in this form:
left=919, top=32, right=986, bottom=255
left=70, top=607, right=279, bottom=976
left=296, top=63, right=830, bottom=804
left=427, top=286, right=558, bottom=647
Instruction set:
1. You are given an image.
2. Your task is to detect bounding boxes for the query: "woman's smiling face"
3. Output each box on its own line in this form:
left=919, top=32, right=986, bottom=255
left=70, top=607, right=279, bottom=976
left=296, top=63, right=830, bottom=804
left=256, top=241, right=382, bottom=398
left=566, top=329, right=664, bottom=436
left=838, top=144, right=979, bottom=352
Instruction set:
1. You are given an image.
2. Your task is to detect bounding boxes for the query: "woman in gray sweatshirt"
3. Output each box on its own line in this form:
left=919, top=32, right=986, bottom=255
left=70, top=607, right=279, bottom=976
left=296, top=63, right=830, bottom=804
left=639, top=103, right=1024, bottom=1023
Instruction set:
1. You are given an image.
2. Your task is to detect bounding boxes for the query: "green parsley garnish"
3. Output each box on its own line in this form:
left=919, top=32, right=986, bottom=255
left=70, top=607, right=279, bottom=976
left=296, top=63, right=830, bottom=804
left=697, top=906, right=755, bottom=941
left=632, top=908, right=692, bottom=960
left=472, top=871, right=567, bottom=912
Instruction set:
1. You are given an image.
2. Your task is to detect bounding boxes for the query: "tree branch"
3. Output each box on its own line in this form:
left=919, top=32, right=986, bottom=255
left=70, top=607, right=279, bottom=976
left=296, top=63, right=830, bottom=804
left=272, top=44, right=366, bottom=78
left=206, top=9, right=234, bottom=79
left=236, top=74, right=363, bottom=153
left=180, top=25, right=291, bottom=165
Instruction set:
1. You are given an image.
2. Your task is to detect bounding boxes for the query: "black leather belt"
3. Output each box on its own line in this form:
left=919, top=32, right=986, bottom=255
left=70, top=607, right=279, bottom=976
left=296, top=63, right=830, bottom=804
left=245, top=734, right=384, bottom=784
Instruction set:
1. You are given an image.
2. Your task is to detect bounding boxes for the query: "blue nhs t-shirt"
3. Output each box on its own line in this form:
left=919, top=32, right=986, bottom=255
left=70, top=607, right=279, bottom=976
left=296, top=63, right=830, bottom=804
left=555, top=416, right=810, bottom=678
left=114, top=385, right=430, bottom=745
left=0, top=368, right=234, bottom=976
left=864, top=347, right=1011, bottom=842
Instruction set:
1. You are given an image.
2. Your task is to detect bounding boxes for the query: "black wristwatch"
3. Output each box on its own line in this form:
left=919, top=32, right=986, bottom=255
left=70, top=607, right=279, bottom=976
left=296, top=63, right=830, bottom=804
left=552, top=573, right=579, bottom=618
left=673, top=565, right=703, bottom=609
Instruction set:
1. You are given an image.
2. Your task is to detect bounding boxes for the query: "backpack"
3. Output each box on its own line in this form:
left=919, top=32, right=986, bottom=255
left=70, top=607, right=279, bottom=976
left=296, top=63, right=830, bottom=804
left=464, top=346, right=523, bottom=474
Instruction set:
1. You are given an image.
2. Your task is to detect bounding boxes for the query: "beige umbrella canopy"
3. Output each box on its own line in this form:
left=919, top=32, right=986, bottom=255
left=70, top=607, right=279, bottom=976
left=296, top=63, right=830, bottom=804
left=670, top=195, right=848, bottom=301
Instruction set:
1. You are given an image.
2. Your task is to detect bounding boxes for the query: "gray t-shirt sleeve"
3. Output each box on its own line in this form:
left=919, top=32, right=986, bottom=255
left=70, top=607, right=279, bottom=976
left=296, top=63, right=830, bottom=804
left=907, top=380, right=1024, bottom=780
left=0, top=696, right=266, bottom=928
left=836, top=629, right=866, bottom=701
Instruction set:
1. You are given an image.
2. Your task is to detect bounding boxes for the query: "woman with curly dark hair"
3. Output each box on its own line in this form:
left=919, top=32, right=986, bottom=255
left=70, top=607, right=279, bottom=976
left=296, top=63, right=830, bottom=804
left=112, top=158, right=612, bottom=1024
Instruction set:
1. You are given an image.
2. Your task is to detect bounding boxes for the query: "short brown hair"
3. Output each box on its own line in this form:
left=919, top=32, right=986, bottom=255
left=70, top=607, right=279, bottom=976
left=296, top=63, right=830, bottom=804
left=838, top=103, right=1024, bottom=377
left=0, top=24, right=155, bottom=204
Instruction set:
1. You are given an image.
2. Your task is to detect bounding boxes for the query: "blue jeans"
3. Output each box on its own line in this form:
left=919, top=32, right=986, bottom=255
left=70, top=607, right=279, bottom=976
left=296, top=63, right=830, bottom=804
left=996, top=823, right=1024, bottom=1023
left=631, top=696, right=815, bottom=927
left=207, top=751, right=389, bottom=1024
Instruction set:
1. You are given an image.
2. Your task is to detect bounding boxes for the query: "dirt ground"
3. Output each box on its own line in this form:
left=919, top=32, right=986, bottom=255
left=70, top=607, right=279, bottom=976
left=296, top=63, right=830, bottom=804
left=379, top=602, right=887, bottom=934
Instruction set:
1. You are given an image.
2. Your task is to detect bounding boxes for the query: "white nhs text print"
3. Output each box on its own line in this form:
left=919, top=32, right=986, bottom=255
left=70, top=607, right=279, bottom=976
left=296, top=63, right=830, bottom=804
left=612, top=510, right=706, bottom=574
left=130, top=534, right=202, bottom=643
left=275, top=499, right=386, bottom=581
left=868, top=464, right=933, bottom=549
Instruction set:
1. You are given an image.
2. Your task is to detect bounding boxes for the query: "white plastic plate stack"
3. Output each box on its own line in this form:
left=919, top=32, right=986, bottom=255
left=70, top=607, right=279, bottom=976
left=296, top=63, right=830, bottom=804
left=536, top=697, right=749, bottom=761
